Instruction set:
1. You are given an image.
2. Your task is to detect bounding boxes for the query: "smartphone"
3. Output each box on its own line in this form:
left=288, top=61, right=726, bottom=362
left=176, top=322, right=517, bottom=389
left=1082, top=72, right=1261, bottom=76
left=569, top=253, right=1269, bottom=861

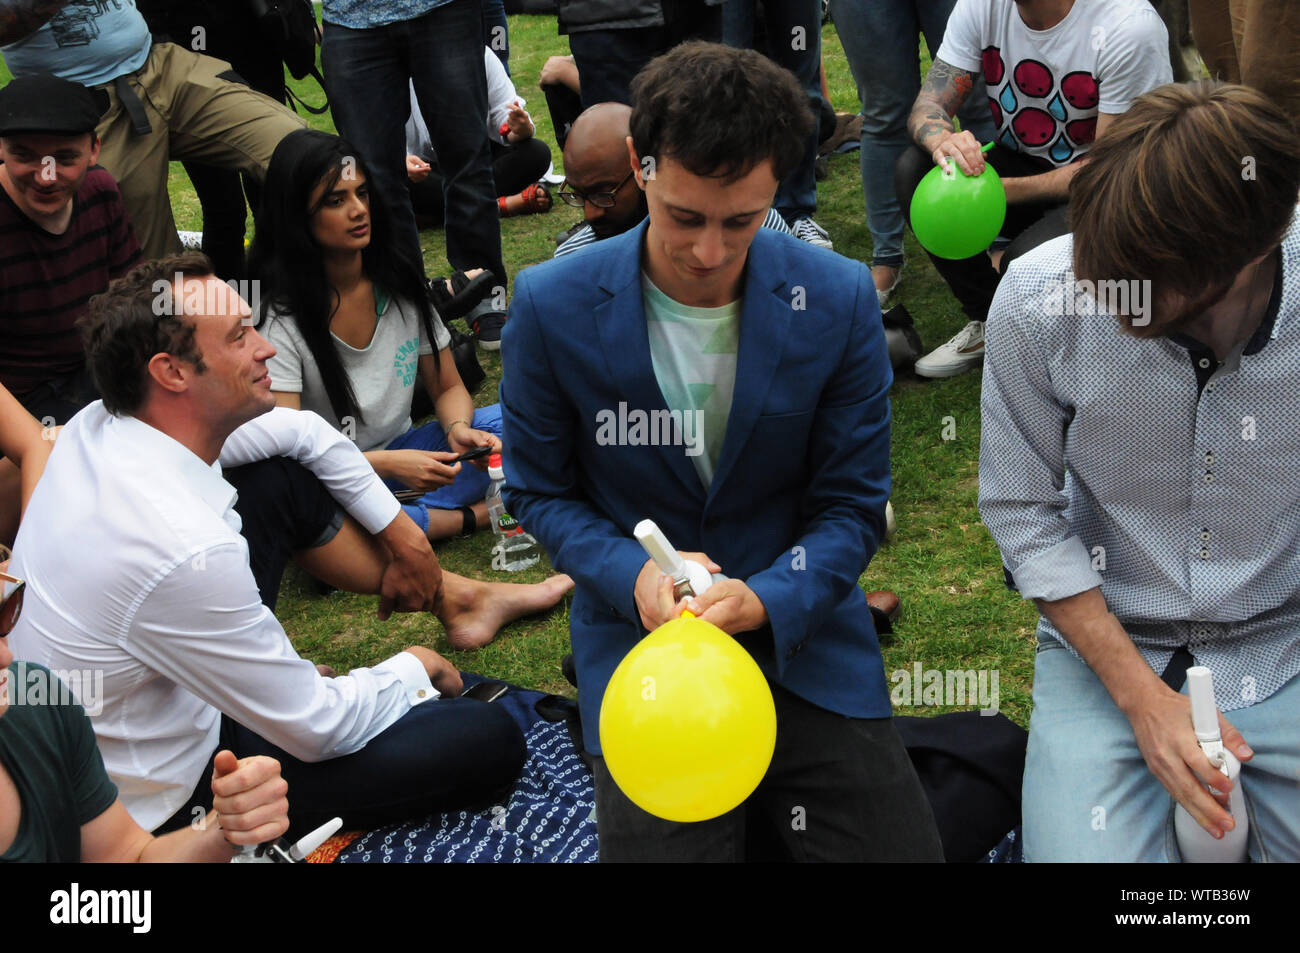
left=450, top=445, right=492, bottom=464
left=461, top=681, right=509, bottom=703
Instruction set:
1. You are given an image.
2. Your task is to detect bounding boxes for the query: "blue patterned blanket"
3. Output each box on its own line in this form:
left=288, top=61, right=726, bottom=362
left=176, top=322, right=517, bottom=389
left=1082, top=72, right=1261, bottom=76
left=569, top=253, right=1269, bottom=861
left=337, top=675, right=599, bottom=863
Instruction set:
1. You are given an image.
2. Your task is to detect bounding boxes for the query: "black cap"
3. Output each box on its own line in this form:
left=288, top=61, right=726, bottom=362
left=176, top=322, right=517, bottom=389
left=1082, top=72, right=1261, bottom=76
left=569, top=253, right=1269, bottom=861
left=0, top=74, right=109, bottom=138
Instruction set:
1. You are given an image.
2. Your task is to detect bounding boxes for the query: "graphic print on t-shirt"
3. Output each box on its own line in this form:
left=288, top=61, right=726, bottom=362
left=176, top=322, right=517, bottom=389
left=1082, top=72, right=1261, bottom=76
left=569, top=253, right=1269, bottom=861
left=982, top=46, right=1098, bottom=164
left=48, top=0, right=125, bottom=48
left=393, top=337, right=420, bottom=388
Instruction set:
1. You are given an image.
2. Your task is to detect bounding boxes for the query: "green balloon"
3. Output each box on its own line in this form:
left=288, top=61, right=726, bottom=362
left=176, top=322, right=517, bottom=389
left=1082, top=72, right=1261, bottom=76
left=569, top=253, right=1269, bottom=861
left=910, top=157, right=1007, bottom=260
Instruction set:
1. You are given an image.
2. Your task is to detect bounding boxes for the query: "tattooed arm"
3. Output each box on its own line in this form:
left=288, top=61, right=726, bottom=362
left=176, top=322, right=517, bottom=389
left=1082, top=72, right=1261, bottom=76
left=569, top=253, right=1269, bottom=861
left=0, top=0, right=71, bottom=45
left=907, top=57, right=987, bottom=176
left=908, top=59, right=976, bottom=154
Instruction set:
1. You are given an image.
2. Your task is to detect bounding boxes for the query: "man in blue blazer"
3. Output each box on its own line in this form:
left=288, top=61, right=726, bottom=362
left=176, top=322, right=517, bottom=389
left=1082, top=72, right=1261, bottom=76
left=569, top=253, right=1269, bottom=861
left=500, top=42, right=941, bottom=861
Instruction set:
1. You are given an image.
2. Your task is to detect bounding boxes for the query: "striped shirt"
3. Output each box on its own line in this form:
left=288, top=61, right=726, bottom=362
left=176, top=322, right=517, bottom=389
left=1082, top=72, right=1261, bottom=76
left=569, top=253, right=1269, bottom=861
left=979, top=216, right=1300, bottom=712
left=0, top=167, right=141, bottom=397
left=554, top=207, right=792, bottom=258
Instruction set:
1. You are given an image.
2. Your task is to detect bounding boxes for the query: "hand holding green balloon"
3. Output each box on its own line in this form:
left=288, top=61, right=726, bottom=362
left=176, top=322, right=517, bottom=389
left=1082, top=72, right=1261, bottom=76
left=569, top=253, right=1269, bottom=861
left=911, top=141, right=1007, bottom=260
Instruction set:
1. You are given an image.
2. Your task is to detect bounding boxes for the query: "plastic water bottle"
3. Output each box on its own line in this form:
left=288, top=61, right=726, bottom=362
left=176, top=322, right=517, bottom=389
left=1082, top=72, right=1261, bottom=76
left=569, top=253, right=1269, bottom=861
left=485, top=453, right=540, bottom=571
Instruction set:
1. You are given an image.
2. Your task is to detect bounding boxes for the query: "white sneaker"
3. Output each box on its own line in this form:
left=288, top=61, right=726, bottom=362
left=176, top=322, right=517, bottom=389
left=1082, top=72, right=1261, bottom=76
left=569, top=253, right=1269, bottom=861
left=913, top=320, right=986, bottom=378
left=790, top=215, right=833, bottom=250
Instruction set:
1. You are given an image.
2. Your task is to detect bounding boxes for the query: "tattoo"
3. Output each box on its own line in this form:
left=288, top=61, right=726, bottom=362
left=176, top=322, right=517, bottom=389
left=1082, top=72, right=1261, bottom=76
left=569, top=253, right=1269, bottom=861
left=925, top=58, right=978, bottom=116
left=907, top=58, right=976, bottom=150
left=0, top=0, right=73, bottom=46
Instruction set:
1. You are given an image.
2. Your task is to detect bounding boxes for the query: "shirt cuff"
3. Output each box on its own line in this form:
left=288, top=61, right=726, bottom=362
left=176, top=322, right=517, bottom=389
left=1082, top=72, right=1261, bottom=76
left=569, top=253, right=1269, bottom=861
left=1010, top=535, right=1104, bottom=602
left=353, top=487, right=403, bottom=537
left=373, top=650, right=440, bottom=705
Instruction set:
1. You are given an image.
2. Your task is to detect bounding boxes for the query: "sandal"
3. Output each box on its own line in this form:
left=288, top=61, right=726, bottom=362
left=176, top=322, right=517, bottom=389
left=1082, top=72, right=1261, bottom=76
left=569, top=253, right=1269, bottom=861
left=427, top=269, right=495, bottom=322
left=498, top=182, right=552, bottom=218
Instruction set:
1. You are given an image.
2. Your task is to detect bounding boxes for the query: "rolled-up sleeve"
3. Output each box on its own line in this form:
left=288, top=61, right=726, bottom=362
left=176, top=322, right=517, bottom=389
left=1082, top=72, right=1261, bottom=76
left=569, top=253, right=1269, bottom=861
left=218, top=406, right=400, bottom=535
left=978, top=267, right=1103, bottom=602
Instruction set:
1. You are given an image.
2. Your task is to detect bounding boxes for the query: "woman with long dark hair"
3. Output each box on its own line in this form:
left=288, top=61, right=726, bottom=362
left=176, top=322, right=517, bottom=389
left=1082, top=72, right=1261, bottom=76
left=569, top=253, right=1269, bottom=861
left=250, top=129, right=500, bottom=542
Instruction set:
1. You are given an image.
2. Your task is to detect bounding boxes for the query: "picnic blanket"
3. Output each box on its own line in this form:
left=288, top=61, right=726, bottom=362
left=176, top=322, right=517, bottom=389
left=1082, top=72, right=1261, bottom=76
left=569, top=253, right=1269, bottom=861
left=310, top=674, right=1025, bottom=863
left=331, top=674, right=599, bottom=864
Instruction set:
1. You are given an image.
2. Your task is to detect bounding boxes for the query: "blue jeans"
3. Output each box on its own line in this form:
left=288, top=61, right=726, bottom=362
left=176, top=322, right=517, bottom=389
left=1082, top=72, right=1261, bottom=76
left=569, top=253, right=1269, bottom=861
left=482, top=0, right=508, bottom=73
left=321, top=1, right=506, bottom=286
left=1023, top=638, right=1300, bottom=862
left=722, top=0, right=822, bottom=221
left=827, top=0, right=995, bottom=265
left=384, top=405, right=503, bottom=532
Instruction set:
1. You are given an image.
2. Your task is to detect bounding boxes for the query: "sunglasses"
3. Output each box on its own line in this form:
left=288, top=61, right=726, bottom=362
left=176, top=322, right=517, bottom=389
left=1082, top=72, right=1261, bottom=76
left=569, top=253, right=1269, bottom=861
left=0, top=572, right=23, bottom=637
left=557, top=169, right=635, bottom=209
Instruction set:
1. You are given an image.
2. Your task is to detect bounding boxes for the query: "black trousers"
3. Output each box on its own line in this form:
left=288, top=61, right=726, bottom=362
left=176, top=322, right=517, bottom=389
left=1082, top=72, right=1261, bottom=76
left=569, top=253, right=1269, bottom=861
left=591, top=683, right=944, bottom=862
left=895, top=144, right=1071, bottom=322
left=155, top=456, right=527, bottom=839
left=567, top=0, right=722, bottom=108
left=409, top=138, right=553, bottom=228
left=542, top=81, right=582, bottom=152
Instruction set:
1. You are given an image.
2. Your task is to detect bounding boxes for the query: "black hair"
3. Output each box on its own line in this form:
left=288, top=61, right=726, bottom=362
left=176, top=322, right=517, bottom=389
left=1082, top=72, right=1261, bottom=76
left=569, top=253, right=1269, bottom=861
left=629, top=41, right=813, bottom=183
left=247, top=129, right=438, bottom=425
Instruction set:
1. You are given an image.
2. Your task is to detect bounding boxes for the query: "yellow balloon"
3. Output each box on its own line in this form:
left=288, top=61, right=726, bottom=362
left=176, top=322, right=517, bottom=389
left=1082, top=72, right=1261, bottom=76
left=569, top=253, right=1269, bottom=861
left=599, top=615, right=777, bottom=823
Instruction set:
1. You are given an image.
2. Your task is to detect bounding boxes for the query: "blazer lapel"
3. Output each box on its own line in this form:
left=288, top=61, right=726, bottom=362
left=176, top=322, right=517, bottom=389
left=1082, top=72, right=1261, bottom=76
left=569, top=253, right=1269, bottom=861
left=593, top=222, right=709, bottom=504
left=707, top=231, right=792, bottom=499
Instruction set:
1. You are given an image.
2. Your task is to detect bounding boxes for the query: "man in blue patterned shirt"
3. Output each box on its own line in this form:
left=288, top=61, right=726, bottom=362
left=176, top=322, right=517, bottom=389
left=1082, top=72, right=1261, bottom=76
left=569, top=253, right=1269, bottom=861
left=980, top=81, right=1300, bottom=862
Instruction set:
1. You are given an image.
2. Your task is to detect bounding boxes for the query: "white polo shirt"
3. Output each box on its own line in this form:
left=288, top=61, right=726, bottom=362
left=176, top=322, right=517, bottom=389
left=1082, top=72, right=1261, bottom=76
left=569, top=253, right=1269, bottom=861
left=9, top=403, right=437, bottom=830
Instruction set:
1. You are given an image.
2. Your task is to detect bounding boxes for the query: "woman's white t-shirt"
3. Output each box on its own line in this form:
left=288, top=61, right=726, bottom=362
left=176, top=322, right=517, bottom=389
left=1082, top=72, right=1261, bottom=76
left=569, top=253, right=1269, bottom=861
left=262, top=291, right=451, bottom=452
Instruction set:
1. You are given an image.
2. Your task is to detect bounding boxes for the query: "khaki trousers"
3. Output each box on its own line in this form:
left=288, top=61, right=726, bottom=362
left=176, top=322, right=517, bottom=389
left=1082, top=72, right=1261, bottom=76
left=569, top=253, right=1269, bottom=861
left=95, top=41, right=305, bottom=260
left=1189, top=0, right=1300, bottom=116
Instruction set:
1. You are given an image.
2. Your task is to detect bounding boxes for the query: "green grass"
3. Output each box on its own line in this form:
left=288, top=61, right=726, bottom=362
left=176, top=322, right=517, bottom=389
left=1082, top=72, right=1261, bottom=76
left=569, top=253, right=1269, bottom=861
left=14, top=15, right=1041, bottom=722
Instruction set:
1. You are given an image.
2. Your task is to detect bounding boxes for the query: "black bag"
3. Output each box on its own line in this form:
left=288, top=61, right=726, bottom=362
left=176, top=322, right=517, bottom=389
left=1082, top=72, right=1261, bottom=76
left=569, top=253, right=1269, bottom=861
left=248, top=0, right=330, bottom=113
left=895, top=711, right=1028, bottom=862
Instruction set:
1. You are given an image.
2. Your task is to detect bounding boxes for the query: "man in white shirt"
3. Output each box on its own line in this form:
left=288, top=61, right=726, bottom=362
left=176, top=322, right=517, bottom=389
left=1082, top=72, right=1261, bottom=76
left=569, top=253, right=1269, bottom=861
left=10, top=252, right=570, bottom=836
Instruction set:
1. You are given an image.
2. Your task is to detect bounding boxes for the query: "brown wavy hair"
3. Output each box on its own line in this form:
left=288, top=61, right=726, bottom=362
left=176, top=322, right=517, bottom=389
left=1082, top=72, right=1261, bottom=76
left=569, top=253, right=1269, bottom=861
left=1071, top=80, right=1300, bottom=336
left=81, top=252, right=213, bottom=415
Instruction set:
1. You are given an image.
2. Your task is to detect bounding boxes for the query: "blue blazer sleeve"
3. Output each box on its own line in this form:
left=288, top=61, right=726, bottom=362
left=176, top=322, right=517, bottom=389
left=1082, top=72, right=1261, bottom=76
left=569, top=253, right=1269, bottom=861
left=499, top=269, right=647, bottom=625
left=746, top=263, right=892, bottom=670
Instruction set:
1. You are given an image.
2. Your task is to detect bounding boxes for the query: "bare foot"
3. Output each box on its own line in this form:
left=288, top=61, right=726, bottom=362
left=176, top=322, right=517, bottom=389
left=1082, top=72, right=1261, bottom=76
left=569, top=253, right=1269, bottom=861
left=439, top=573, right=573, bottom=650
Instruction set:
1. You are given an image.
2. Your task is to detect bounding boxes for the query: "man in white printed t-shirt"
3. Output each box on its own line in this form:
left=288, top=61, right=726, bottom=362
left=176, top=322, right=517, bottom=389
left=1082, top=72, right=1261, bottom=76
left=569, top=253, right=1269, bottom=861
left=895, top=0, right=1172, bottom=378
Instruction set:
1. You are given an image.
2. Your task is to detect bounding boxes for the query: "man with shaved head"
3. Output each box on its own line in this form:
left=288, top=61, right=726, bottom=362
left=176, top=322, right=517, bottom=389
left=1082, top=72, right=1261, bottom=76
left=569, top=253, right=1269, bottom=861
left=555, top=102, right=790, bottom=258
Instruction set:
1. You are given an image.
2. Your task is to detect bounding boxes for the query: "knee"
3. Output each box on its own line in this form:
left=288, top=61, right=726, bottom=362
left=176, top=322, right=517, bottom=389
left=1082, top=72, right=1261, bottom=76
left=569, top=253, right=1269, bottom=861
left=225, top=456, right=336, bottom=548
left=519, top=137, right=552, bottom=175
left=477, top=702, right=527, bottom=778
left=1001, top=207, right=1068, bottom=274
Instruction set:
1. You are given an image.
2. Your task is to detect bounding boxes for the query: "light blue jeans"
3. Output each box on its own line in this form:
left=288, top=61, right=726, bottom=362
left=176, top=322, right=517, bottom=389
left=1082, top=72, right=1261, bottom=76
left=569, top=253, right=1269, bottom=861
left=827, top=0, right=995, bottom=266
left=1022, top=637, right=1300, bottom=862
